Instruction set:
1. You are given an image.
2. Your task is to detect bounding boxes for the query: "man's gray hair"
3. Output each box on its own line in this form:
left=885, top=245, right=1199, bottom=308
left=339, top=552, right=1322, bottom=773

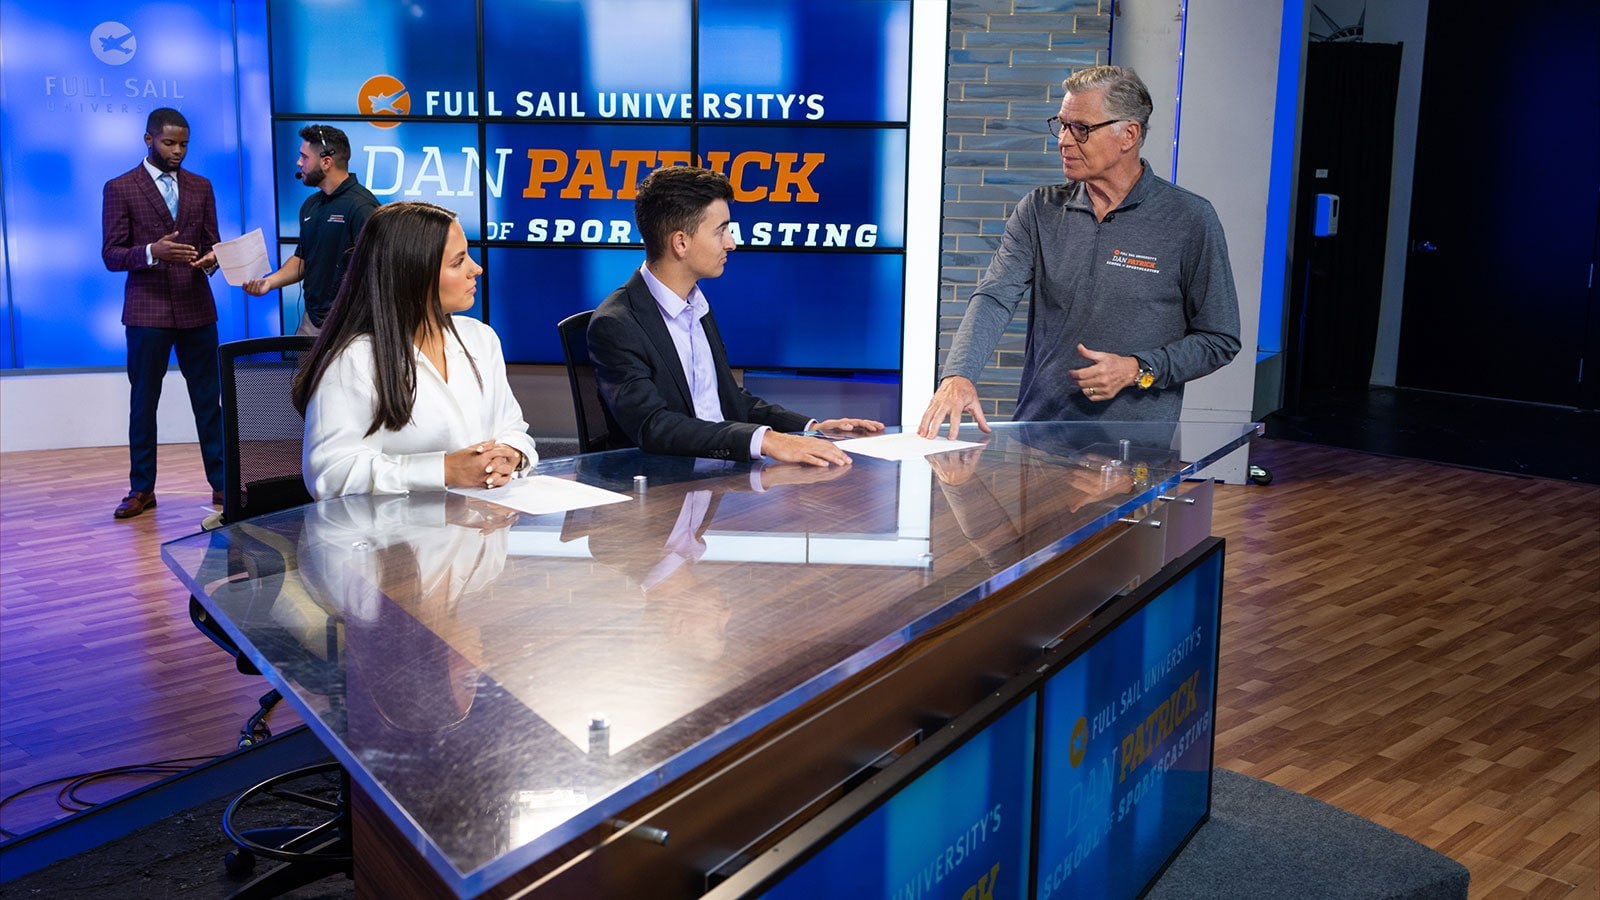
left=1063, top=65, right=1153, bottom=148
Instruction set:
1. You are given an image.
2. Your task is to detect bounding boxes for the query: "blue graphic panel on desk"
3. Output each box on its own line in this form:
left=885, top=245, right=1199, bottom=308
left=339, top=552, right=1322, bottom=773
left=1034, top=550, right=1223, bottom=900
left=761, top=696, right=1035, bottom=900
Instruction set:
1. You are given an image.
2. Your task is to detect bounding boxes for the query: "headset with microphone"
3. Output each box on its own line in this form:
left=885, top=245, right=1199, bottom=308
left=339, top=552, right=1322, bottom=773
left=294, top=125, right=335, bottom=180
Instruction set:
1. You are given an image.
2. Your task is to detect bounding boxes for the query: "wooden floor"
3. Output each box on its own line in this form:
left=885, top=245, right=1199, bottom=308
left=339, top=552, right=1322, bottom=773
left=1211, top=440, right=1599, bottom=898
left=1, top=438, right=1596, bottom=898
left=0, top=443, right=304, bottom=836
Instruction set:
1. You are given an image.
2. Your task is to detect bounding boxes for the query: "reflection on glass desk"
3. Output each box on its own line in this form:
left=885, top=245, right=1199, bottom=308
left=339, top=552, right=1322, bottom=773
left=161, top=421, right=1258, bottom=897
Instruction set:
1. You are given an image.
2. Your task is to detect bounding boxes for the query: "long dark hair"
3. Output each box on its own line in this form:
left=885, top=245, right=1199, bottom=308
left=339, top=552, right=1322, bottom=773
left=291, top=201, right=481, bottom=435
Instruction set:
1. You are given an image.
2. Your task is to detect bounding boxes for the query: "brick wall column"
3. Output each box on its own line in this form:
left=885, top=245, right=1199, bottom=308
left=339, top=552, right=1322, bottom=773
left=940, top=1, right=1110, bottom=418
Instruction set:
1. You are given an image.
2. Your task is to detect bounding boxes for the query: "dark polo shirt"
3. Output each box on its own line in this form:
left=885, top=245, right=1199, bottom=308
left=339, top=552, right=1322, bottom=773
left=295, top=175, right=379, bottom=326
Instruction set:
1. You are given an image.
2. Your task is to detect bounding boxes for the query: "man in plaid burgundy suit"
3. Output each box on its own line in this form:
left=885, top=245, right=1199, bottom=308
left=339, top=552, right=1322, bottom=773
left=101, top=107, right=226, bottom=519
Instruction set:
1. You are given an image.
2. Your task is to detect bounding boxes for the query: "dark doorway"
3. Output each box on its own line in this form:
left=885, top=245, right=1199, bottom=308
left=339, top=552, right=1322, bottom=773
left=1398, top=0, right=1600, bottom=408
left=1286, top=40, right=1403, bottom=407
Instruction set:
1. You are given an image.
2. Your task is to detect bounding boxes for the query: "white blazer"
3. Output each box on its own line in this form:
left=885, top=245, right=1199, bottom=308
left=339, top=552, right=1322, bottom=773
left=303, top=316, right=538, bottom=499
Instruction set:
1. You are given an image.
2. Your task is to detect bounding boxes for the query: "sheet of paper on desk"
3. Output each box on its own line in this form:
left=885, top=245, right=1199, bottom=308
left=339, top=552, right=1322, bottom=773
left=834, top=432, right=982, bottom=461
left=450, top=475, right=632, bottom=516
left=214, top=228, right=270, bottom=286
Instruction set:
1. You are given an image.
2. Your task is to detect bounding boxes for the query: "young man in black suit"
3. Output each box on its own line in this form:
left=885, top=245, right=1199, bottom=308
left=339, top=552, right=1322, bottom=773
left=587, top=166, right=881, bottom=464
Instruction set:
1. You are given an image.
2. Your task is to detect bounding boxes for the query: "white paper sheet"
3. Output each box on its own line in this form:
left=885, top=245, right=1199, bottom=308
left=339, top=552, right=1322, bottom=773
left=450, top=475, right=632, bottom=516
left=214, top=228, right=271, bottom=286
left=834, top=432, right=982, bottom=461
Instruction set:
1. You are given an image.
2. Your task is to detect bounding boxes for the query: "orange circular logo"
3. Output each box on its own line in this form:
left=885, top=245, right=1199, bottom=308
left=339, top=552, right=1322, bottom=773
left=357, top=74, right=409, bottom=128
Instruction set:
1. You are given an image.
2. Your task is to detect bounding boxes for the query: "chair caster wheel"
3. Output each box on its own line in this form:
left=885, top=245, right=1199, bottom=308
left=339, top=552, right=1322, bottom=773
left=225, top=848, right=256, bottom=877
left=1247, top=464, right=1273, bottom=486
left=239, top=723, right=271, bottom=748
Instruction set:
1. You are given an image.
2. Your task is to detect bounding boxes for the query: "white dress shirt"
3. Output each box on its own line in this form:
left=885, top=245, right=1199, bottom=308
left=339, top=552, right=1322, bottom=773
left=303, top=316, right=538, bottom=499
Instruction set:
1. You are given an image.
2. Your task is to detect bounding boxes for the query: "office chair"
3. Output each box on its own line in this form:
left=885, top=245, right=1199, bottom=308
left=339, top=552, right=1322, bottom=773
left=185, top=336, right=353, bottom=896
left=557, top=310, right=612, bottom=453
left=218, top=336, right=318, bottom=525
left=189, top=336, right=316, bottom=748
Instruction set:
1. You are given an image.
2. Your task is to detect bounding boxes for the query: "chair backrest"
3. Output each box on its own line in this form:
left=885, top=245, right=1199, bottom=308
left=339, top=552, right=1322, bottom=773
left=219, top=336, right=317, bottom=524
left=557, top=311, right=611, bottom=454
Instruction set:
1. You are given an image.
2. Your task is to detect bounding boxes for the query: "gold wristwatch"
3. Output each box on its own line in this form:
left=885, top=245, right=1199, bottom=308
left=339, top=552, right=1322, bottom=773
left=1134, top=363, right=1155, bottom=390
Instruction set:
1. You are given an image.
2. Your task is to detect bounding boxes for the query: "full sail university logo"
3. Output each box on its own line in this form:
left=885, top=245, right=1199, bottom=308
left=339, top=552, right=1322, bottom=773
left=90, top=22, right=137, bottom=65
left=358, top=74, right=410, bottom=128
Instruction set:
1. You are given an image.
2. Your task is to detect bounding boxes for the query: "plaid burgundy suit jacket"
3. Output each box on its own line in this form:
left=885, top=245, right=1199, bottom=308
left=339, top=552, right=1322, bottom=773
left=101, top=163, right=220, bottom=328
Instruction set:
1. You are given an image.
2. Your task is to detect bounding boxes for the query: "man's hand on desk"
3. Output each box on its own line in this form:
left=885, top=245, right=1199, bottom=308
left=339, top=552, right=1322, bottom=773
left=758, top=461, right=851, bottom=491
left=812, top=417, right=885, bottom=436
left=918, top=375, right=990, bottom=441
left=762, top=431, right=852, bottom=467
left=928, top=444, right=986, bottom=486
left=1063, top=465, right=1134, bottom=512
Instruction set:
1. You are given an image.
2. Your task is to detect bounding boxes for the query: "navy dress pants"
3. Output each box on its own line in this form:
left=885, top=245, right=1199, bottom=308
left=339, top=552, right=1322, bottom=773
left=126, top=324, right=225, bottom=493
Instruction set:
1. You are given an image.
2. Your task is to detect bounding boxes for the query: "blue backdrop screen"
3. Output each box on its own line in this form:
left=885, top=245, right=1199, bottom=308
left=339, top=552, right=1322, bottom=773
left=265, top=0, right=912, bottom=368
left=268, top=0, right=476, bottom=115
left=0, top=0, right=271, bottom=368
left=699, top=0, right=911, bottom=123
left=483, top=1, right=693, bottom=102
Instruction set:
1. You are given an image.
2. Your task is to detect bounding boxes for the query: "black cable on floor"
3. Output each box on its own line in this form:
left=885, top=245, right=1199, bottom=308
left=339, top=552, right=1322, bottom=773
left=0, top=755, right=217, bottom=840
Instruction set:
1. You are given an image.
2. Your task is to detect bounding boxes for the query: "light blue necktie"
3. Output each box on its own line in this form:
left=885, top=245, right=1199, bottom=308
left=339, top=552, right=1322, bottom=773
left=157, top=173, right=178, bottom=220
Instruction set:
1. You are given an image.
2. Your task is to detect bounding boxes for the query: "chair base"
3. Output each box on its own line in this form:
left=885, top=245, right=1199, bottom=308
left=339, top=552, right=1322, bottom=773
left=221, top=762, right=351, bottom=899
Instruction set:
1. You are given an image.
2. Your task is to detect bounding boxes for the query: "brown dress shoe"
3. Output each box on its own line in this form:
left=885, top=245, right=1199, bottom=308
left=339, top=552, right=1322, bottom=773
left=114, top=491, right=156, bottom=519
left=212, top=490, right=224, bottom=508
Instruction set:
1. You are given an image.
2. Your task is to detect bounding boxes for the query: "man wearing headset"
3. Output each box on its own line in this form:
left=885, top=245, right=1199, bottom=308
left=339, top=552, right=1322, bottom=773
left=244, top=124, right=380, bottom=335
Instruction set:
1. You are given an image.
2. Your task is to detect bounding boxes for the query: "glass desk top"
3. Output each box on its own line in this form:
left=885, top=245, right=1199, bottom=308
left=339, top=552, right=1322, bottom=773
left=161, top=421, right=1257, bottom=896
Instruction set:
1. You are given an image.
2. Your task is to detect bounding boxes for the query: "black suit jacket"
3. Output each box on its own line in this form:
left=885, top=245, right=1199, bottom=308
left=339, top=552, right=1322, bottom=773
left=588, top=271, right=811, bottom=459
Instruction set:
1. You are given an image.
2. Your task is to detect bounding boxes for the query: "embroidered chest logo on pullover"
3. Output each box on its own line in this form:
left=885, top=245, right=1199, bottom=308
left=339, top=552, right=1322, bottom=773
left=1106, top=248, right=1161, bottom=274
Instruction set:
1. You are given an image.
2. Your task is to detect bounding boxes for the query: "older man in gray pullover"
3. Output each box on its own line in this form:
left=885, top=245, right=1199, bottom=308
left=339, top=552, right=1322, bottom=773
left=920, top=66, right=1240, bottom=439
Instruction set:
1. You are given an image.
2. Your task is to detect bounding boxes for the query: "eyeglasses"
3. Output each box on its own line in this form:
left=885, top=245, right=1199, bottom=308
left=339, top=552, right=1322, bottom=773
left=1048, top=116, right=1123, bottom=142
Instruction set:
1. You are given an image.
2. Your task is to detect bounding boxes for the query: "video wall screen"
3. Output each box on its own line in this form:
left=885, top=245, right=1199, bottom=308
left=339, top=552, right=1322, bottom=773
left=266, top=0, right=913, bottom=370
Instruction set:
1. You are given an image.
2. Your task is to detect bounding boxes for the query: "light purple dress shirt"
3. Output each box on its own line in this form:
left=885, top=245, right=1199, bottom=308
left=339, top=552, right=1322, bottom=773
left=640, top=263, right=768, bottom=460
